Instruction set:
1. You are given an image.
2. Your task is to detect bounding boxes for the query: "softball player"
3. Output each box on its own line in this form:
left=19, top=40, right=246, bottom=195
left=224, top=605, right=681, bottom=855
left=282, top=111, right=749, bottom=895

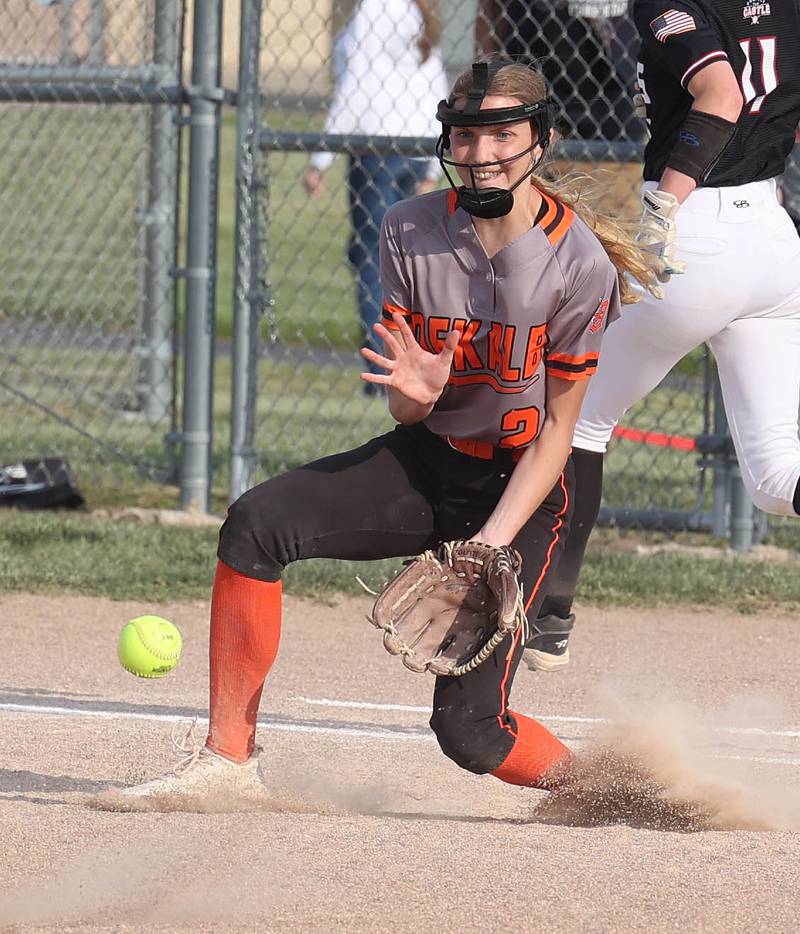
left=529, top=0, right=800, bottom=671
left=113, top=61, right=656, bottom=807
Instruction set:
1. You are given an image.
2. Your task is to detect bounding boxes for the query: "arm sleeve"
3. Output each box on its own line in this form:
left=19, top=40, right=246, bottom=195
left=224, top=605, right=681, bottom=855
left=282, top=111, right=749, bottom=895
left=379, top=209, right=413, bottom=325
left=633, top=0, right=729, bottom=88
left=545, top=261, right=621, bottom=381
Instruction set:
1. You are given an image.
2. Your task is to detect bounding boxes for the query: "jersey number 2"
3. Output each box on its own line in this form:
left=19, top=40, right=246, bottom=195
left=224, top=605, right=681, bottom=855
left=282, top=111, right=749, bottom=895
left=499, top=406, right=541, bottom=449
left=739, top=37, right=778, bottom=114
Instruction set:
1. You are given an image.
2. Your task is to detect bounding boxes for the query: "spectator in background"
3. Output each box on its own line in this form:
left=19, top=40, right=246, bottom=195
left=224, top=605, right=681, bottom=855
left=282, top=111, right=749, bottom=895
left=476, top=0, right=644, bottom=141
left=304, top=0, right=448, bottom=393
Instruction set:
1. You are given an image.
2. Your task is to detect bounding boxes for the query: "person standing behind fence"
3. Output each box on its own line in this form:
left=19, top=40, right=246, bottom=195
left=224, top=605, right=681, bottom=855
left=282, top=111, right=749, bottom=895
left=476, top=0, right=644, bottom=141
left=304, top=0, right=448, bottom=393
left=524, top=0, right=800, bottom=674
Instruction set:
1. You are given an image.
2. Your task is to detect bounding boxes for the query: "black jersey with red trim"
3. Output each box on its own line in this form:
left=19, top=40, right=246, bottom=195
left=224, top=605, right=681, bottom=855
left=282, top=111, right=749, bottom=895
left=634, top=0, right=800, bottom=185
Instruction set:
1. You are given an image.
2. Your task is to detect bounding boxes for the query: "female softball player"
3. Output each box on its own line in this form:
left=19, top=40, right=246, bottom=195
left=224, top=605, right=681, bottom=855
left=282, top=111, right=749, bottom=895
left=114, top=61, right=657, bottom=807
left=530, top=0, right=800, bottom=672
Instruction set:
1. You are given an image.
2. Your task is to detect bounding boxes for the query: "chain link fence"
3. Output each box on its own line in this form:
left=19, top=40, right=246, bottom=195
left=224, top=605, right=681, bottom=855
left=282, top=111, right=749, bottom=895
left=0, top=0, right=184, bottom=506
left=230, top=0, right=773, bottom=548
left=3, top=0, right=796, bottom=551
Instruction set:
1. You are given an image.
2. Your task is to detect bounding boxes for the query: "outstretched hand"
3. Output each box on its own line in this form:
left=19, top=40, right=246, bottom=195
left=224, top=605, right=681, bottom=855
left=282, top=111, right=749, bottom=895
left=361, top=312, right=459, bottom=406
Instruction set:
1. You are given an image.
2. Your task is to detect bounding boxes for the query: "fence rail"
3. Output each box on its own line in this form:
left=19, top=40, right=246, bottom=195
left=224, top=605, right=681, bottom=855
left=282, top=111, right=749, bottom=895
left=2, top=0, right=794, bottom=553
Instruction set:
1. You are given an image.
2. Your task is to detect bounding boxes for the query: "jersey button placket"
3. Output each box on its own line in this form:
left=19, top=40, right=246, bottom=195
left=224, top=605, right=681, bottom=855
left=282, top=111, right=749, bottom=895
left=471, top=263, right=496, bottom=318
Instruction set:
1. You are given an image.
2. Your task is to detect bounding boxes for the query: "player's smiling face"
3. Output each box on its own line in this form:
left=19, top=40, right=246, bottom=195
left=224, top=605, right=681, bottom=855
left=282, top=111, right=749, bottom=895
left=450, top=95, right=537, bottom=190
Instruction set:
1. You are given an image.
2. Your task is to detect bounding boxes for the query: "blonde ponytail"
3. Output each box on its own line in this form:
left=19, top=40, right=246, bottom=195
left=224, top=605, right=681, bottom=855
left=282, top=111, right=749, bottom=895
left=532, top=170, right=659, bottom=304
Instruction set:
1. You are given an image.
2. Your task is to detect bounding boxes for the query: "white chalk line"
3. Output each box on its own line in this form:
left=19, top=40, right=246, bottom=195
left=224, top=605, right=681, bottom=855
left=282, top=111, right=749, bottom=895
left=3, top=700, right=800, bottom=766
left=0, top=703, right=429, bottom=744
left=297, top=696, right=800, bottom=740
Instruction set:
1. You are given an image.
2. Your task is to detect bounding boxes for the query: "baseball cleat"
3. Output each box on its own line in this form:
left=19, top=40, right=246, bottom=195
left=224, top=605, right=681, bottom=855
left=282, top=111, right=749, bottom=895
left=92, top=720, right=268, bottom=812
left=524, top=612, right=575, bottom=672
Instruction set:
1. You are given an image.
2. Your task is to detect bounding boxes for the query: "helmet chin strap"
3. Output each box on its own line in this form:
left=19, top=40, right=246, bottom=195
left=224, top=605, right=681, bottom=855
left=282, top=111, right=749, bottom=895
left=437, top=140, right=547, bottom=219
left=457, top=156, right=540, bottom=219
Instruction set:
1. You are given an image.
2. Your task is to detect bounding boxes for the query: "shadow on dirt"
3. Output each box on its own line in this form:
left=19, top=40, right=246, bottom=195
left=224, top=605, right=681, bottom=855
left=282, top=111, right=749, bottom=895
left=0, top=769, right=123, bottom=795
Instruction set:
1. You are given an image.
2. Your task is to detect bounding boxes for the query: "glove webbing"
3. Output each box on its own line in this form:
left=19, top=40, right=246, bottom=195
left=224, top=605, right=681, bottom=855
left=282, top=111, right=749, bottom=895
left=376, top=543, right=528, bottom=676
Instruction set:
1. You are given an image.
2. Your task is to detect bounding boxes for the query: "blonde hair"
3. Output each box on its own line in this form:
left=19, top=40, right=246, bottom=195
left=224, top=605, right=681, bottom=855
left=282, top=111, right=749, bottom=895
left=448, top=62, right=658, bottom=304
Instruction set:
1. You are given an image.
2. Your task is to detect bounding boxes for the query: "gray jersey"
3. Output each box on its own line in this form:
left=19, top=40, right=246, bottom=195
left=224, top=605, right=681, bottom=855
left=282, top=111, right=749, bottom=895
left=380, top=187, right=622, bottom=449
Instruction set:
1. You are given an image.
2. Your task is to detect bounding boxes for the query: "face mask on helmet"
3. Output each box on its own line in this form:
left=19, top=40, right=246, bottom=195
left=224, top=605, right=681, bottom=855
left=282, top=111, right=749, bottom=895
left=435, top=61, right=553, bottom=219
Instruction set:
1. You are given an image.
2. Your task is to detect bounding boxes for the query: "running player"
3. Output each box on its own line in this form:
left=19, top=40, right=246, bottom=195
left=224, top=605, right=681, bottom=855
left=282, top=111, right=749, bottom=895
left=528, top=0, right=800, bottom=672
left=109, top=61, right=657, bottom=807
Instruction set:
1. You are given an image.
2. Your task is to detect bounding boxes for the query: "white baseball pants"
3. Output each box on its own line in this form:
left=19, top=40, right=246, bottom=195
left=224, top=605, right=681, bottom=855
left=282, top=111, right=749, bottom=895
left=574, top=178, right=800, bottom=517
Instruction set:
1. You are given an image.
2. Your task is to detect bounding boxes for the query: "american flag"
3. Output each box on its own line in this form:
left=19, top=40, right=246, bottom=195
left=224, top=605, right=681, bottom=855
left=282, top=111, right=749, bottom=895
left=649, top=9, right=697, bottom=42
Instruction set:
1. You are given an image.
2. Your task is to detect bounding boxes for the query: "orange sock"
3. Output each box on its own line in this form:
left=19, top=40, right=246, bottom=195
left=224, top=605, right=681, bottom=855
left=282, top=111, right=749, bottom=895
left=490, top=712, right=572, bottom=789
left=206, top=560, right=282, bottom=763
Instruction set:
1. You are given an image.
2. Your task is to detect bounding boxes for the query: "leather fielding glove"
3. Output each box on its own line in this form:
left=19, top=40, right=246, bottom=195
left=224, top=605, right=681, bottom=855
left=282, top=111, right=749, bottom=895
left=369, top=540, right=526, bottom=677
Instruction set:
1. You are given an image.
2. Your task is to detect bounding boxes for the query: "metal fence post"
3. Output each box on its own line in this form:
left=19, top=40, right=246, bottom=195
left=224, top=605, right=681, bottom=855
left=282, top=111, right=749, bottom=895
left=229, top=0, right=263, bottom=503
left=710, top=371, right=754, bottom=550
left=139, top=0, right=180, bottom=426
left=710, top=373, right=730, bottom=540
left=730, top=461, right=755, bottom=552
left=180, top=0, right=224, bottom=512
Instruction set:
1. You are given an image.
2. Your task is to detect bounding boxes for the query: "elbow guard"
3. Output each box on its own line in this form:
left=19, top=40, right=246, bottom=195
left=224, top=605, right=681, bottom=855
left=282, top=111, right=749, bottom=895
left=665, top=110, right=737, bottom=183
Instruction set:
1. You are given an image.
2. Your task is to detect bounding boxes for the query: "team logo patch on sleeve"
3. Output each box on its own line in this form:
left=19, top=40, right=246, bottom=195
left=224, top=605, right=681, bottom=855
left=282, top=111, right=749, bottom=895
left=650, top=9, right=696, bottom=42
left=589, top=298, right=609, bottom=333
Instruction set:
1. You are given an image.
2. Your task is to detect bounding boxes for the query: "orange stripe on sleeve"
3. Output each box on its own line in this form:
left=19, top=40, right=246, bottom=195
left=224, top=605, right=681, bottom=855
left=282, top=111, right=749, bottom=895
left=545, top=368, right=595, bottom=381
left=546, top=352, right=600, bottom=381
left=381, top=302, right=411, bottom=330
left=547, top=351, right=599, bottom=365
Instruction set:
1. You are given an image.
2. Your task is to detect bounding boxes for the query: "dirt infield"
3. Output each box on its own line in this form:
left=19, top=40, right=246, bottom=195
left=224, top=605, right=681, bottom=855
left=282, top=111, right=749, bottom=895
left=1, top=592, right=799, bottom=933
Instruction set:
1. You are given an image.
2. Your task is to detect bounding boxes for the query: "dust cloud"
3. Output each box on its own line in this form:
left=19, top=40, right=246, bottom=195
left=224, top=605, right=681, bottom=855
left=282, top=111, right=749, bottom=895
left=531, top=698, right=800, bottom=832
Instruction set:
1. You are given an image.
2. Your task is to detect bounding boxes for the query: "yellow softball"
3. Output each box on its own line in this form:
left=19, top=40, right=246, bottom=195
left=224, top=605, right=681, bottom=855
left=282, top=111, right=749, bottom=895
left=117, top=615, right=182, bottom=679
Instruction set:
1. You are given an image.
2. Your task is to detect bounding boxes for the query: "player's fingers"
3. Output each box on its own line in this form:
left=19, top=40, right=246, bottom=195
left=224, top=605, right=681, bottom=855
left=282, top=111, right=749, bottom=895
left=360, top=347, right=396, bottom=371
left=393, top=312, right=419, bottom=349
left=373, top=322, right=404, bottom=357
left=442, top=329, right=460, bottom=354
left=437, top=329, right=460, bottom=365
left=360, top=372, right=392, bottom=385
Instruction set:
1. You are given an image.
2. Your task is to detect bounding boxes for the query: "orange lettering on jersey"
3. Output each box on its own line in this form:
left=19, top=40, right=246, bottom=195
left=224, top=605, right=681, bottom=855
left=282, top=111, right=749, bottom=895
left=451, top=319, right=483, bottom=371
left=427, top=316, right=451, bottom=353
left=589, top=298, right=609, bottom=333
left=498, top=324, right=521, bottom=381
left=522, top=323, right=547, bottom=380
left=487, top=322, right=503, bottom=372
left=408, top=311, right=431, bottom=351
left=487, top=323, right=521, bottom=380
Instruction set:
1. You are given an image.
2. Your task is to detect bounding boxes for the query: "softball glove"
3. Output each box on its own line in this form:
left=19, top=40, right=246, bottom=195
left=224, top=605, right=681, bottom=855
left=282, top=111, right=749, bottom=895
left=369, top=540, right=526, bottom=677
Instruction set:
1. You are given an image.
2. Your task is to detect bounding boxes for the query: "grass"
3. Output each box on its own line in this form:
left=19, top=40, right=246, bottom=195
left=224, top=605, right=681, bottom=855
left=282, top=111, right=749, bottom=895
left=3, top=100, right=798, bottom=583
left=1, top=509, right=798, bottom=612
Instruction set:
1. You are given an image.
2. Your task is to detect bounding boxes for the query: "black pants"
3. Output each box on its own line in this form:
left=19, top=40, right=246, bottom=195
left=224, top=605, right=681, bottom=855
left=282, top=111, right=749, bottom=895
left=219, top=423, right=574, bottom=774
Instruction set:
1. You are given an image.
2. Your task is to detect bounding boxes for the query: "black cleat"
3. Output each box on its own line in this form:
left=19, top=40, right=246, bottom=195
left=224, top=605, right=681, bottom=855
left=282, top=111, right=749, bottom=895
left=524, top=613, right=575, bottom=672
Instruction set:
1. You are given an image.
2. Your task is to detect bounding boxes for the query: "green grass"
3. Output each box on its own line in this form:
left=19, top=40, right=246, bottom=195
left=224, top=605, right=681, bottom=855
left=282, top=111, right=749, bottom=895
left=2, top=509, right=798, bottom=611
left=5, top=338, right=798, bottom=553
left=0, top=106, right=142, bottom=327
left=3, top=101, right=798, bottom=569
